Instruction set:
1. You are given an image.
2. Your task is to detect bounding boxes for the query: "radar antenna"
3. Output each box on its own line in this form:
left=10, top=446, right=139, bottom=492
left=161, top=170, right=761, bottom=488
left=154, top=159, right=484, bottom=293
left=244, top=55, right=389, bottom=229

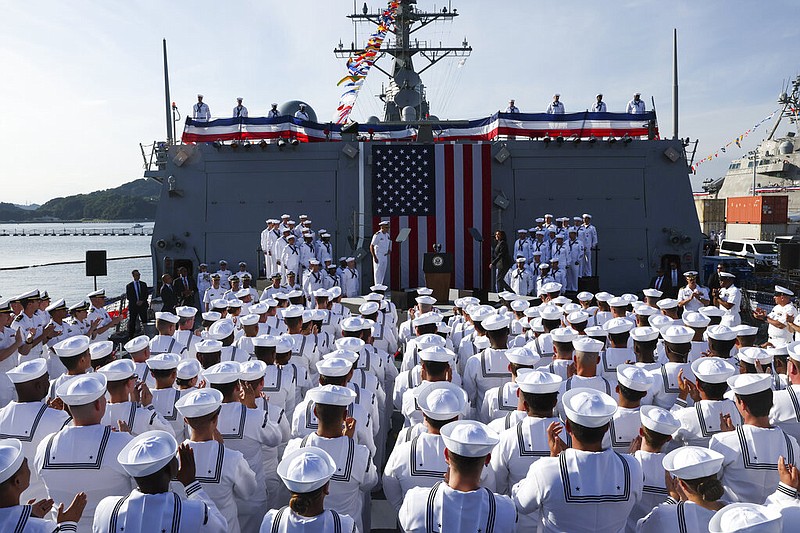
left=768, top=74, right=800, bottom=140
left=335, top=0, right=472, bottom=122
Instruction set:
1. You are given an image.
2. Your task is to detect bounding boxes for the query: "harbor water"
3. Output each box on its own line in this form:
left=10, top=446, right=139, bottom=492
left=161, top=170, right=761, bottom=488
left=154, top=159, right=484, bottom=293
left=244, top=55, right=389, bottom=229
left=0, top=222, right=154, bottom=305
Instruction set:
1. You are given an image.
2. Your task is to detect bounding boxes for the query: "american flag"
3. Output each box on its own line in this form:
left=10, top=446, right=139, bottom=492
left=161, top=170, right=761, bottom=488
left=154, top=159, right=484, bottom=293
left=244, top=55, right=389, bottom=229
left=372, top=143, right=492, bottom=290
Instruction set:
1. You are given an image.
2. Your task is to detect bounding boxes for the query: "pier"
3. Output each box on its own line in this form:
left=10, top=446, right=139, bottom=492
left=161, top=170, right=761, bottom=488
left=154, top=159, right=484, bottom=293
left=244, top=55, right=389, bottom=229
left=0, top=228, right=152, bottom=237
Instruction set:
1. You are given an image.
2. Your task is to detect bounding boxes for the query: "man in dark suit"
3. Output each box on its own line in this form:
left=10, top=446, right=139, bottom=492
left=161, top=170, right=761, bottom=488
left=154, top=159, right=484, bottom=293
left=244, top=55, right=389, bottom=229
left=665, top=260, right=682, bottom=299
left=125, top=269, right=149, bottom=339
left=160, top=273, right=177, bottom=314
left=648, top=268, right=671, bottom=294
left=172, top=266, right=197, bottom=307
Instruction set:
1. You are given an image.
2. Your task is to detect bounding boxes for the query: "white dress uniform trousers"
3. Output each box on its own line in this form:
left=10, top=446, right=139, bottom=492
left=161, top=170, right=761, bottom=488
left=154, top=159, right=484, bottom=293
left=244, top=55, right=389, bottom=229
left=370, top=231, right=391, bottom=287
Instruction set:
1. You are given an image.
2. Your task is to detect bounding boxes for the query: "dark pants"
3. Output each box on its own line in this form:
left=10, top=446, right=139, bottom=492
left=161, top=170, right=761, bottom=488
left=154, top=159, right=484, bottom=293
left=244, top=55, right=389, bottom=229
left=127, top=306, right=148, bottom=339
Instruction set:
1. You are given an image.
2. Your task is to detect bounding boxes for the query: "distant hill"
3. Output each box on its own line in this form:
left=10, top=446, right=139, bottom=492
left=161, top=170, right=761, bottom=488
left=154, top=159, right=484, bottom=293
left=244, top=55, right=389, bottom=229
left=13, top=203, right=39, bottom=211
left=0, top=179, right=161, bottom=222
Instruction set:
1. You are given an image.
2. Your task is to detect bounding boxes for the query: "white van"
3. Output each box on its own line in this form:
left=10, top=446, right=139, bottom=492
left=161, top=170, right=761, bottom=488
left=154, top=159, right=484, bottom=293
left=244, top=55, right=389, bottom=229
left=719, top=239, right=778, bottom=267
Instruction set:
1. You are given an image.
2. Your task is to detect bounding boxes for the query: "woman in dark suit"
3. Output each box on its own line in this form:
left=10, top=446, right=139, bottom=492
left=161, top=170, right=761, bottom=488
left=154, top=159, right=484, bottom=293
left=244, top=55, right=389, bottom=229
left=489, top=230, right=511, bottom=292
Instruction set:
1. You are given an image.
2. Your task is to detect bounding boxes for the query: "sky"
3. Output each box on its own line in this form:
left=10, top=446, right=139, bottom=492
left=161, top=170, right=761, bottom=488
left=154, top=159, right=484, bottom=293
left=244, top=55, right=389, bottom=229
left=0, top=0, right=797, bottom=205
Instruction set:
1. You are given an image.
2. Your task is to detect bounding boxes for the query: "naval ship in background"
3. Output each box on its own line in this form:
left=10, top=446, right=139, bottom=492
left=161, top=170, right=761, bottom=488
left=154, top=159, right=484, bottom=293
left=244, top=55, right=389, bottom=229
left=142, top=0, right=701, bottom=299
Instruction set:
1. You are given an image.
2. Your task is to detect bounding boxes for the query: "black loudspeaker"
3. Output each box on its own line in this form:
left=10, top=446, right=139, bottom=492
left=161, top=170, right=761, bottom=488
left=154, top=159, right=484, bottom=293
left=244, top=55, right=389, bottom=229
left=779, top=243, right=800, bottom=270
left=578, top=276, right=600, bottom=293
left=85, top=250, right=107, bottom=277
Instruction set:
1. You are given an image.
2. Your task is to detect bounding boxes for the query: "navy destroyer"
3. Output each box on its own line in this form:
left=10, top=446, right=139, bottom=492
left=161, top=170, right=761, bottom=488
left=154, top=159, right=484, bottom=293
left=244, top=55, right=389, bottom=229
left=143, top=0, right=701, bottom=296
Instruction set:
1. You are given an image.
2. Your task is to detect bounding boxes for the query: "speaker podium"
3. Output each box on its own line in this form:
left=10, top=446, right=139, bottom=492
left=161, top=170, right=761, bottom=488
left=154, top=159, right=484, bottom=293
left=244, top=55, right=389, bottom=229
left=423, top=253, right=453, bottom=304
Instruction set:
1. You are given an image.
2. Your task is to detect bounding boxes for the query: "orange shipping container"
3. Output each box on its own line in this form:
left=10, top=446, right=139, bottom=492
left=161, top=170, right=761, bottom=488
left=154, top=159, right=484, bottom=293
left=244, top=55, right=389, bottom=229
left=725, top=195, right=788, bottom=224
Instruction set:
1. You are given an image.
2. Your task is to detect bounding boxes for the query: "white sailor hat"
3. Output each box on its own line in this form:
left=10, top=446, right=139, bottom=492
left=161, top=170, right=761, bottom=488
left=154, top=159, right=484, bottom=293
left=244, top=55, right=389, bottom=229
left=57, top=373, right=107, bottom=406
left=239, top=314, right=259, bottom=327
left=312, top=288, right=329, bottom=299
left=370, top=284, right=389, bottom=292
left=316, top=357, right=353, bottom=377
left=278, top=446, right=337, bottom=494
left=691, top=357, right=736, bottom=384
left=328, top=286, right=343, bottom=298
left=416, top=346, right=453, bottom=363
left=364, top=293, right=383, bottom=302
left=576, top=291, right=594, bottom=302
left=7, top=359, right=48, bottom=384
left=155, top=311, right=179, bottom=324
left=719, top=272, right=736, bottom=279
left=630, top=326, right=660, bottom=342
left=616, top=364, right=654, bottom=392
left=175, top=388, right=223, bottom=418
left=656, top=298, right=679, bottom=311
left=603, top=317, right=634, bottom=334
left=516, top=370, right=562, bottom=394
left=117, top=430, right=178, bottom=478
left=208, top=319, right=235, bottom=340
left=482, top=314, right=511, bottom=331
left=175, top=306, right=197, bottom=319
left=635, top=305, right=657, bottom=317
left=643, top=288, right=663, bottom=298
left=275, top=336, right=295, bottom=353
left=176, top=359, right=202, bottom=380
left=621, top=293, right=639, bottom=303
left=123, top=335, right=149, bottom=354
left=440, top=420, right=499, bottom=458
left=203, top=362, right=241, bottom=384
left=252, top=335, right=280, bottom=348
left=516, top=229, right=527, bottom=234
left=308, top=384, right=356, bottom=407
left=195, top=339, right=223, bottom=354
left=663, top=445, right=724, bottom=480
left=607, top=297, right=628, bottom=308
left=640, top=405, right=680, bottom=435
left=53, top=335, right=90, bottom=358
left=45, top=299, right=67, bottom=313
left=550, top=327, right=578, bottom=343
left=282, top=305, right=305, bottom=319
left=302, top=310, right=315, bottom=323
left=89, top=340, right=114, bottom=361
left=469, top=305, right=495, bottom=322
left=249, top=303, right=269, bottom=315
left=417, top=382, right=467, bottom=421
left=582, top=213, right=592, bottom=218
left=538, top=304, right=563, bottom=321
left=727, top=373, right=772, bottom=395
left=510, top=299, right=530, bottom=312
left=415, top=295, right=437, bottom=306
left=239, top=360, right=267, bottom=382
left=505, top=347, right=540, bottom=366
left=412, top=311, right=440, bottom=327
left=562, top=303, right=581, bottom=314
left=474, top=336, right=491, bottom=350
left=334, top=338, right=365, bottom=354
left=566, top=311, right=589, bottom=325
left=97, top=359, right=136, bottom=381
left=767, top=345, right=789, bottom=359
left=737, top=346, right=773, bottom=366
left=415, top=333, right=447, bottom=351
left=708, top=503, right=782, bottom=533
left=775, top=285, right=794, bottom=296
left=338, top=317, right=363, bottom=332
left=226, top=300, right=243, bottom=309
left=706, top=324, right=737, bottom=341
left=322, top=349, right=359, bottom=364
left=523, top=307, right=540, bottom=320
left=731, top=325, right=758, bottom=337
left=584, top=326, right=607, bottom=338
left=682, top=312, right=711, bottom=328
left=573, top=336, right=605, bottom=353
left=202, top=311, right=222, bottom=322
left=648, top=314, right=673, bottom=331
left=542, top=282, right=563, bottom=295
left=0, top=439, right=24, bottom=484
left=562, top=388, right=617, bottom=428
left=234, top=289, right=250, bottom=299
left=515, top=256, right=526, bottom=263
left=146, top=352, right=181, bottom=371
left=661, top=325, right=695, bottom=343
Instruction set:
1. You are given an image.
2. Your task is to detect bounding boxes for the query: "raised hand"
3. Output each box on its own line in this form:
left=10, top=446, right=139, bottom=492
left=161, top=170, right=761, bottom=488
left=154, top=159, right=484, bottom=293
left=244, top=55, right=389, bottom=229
left=546, top=421, right=567, bottom=457
left=57, top=492, right=87, bottom=524
left=28, top=498, right=54, bottom=518
left=176, top=443, right=197, bottom=487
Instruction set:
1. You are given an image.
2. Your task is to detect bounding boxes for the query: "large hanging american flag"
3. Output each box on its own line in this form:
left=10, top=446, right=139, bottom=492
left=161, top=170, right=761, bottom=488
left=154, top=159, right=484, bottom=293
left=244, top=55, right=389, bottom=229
left=372, top=143, right=492, bottom=290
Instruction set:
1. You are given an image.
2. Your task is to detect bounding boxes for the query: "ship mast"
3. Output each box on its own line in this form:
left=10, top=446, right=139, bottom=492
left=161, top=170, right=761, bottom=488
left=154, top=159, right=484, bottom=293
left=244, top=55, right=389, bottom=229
left=335, top=0, right=472, bottom=122
left=768, top=74, right=800, bottom=140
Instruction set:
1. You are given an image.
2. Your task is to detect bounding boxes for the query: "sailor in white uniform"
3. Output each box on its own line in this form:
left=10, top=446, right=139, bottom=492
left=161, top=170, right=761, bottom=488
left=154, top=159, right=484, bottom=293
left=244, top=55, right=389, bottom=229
left=0, top=438, right=86, bottom=533
left=399, top=420, right=517, bottom=532
left=600, top=315, right=635, bottom=387
left=546, top=93, right=565, bottom=114
left=280, top=235, right=302, bottom=282
left=294, top=104, right=309, bottom=121
left=480, top=347, right=540, bottom=423
left=554, top=337, right=613, bottom=418
left=626, top=92, right=646, bottom=114
left=47, top=335, right=93, bottom=401
left=754, top=285, right=797, bottom=348
left=232, top=97, right=248, bottom=118
left=149, top=312, right=188, bottom=356
left=488, top=370, right=563, bottom=530
left=283, top=385, right=378, bottom=533
left=197, top=263, right=213, bottom=303
left=260, top=220, right=279, bottom=277
left=93, top=430, right=227, bottom=533
left=0, top=300, right=23, bottom=408
left=87, top=289, right=120, bottom=342
left=590, top=94, right=607, bottom=112
left=771, top=342, right=800, bottom=441
left=637, top=446, right=727, bottom=532
left=463, top=314, right=513, bottom=412
left=505, top=257, right=535, bottom=296
left=174, top=306, right=201, bottom=359
left=513, top=388, right=643, bottom=533
left=123, top=335, right=157, bottom=390
left=607, top=364, right=653, bottom=453
left=565, top=228, right=584, bottom=291
left=204, top=361, right=282, bottom=532
left=267, top=103, right=280, bottom=118
left=505, top=99, right=520, bottom=113
left=370, top=221, right=392, bottom=287
left=174, top=388, right=258, bottom=533
left=260, top=446, right=356, bottom=533
left=650, top=325, right=695, bottom=409
left=216, top=261, right=233, bottom=290
left=44, top=299, right=80, bottom=379
left=0, top=359, right=70, bottom=502
left=97, top=359, right=174, bottom=437
left=12, top=290, right=49, bottom=364
left=35, top=374, right=136, bottom=533
left=341, top=258, right=360, bottom=298
left=146, top=353, right=188, bottom=438
left=717, top=272, right=742, bottom=327
left=193, top=94, right=211, bottom=121
left=578, top=214, right=597, bottom=277
left=710, top=373, right=800, bottom=504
